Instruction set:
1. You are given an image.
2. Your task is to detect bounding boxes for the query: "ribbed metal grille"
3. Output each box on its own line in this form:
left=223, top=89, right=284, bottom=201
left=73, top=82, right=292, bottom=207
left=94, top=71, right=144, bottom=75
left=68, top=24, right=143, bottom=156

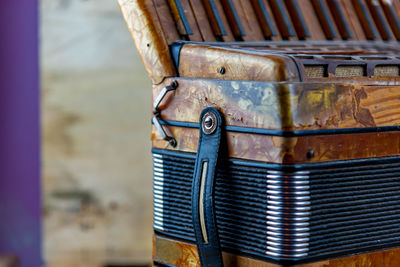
left=152, top=149, right=400, bottom=262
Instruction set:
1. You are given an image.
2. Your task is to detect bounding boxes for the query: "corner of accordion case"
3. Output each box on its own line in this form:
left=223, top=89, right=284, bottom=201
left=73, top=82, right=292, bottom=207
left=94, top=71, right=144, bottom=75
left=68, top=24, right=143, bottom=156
left=118, top=0, right=177, bottom=84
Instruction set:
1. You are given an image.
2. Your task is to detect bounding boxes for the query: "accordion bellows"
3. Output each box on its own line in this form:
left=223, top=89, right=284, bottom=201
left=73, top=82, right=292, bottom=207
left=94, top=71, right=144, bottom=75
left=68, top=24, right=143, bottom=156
left=153, top=150, right=400, bottom=262
left=118, top=0, right=400, bottom=266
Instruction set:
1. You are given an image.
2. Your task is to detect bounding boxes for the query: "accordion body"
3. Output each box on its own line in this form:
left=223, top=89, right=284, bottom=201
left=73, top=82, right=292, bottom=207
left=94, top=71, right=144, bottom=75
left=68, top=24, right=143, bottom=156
left=119, top=0, right=400, bottom=266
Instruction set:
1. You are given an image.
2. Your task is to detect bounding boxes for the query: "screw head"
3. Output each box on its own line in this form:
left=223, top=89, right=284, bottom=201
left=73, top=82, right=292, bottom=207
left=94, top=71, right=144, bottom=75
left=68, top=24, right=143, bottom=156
left=306, top=149, right=315, bottom=159
left=169, top=138, right=177, bottom=147
left=170, top=80, right=178, bottom=89
left=219, top=67, right=226, bottom=75
left=202, top=112, right=218, bottom=135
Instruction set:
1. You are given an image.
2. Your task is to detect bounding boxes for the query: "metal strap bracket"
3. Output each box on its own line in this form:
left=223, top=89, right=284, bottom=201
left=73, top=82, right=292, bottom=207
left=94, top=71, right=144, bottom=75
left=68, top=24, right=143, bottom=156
left=152, top=80, right=178, bottom=147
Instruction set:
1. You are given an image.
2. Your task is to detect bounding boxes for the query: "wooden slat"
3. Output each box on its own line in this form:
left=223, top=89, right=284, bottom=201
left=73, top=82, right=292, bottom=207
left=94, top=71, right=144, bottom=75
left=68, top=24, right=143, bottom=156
left=167, top=0, right=203, bottom=41
left=380, top=0, right=400, bottom=40
left=284, top=0, right=311, bottom=39
left=203, top=0, right=236, bottom=41
left=339, top=0, right=367, bottom=40
left=220, top=0, right=246, bottom=39
left=366, top=0, right=395, bottom=40
left=167, top=0, right=188, bottom=36
left=392, top=0, right=400, bottom=23
left=153, top=0, right=181, bottom=44
left=351, top=0, right=380, bottom=40
left=250, top=0, right=279, bottom=39
left=189, top=0, right=217, bottom=41
left=260, top=0, right=283, bottom=40
left=311, top=0, right=340, bottom=40
left=177, top=0, right=204, bottom=41
left=236, top=0, right=265, bottom=41
left=296, top=0, right=326, bottom=40
left=327, top=0, right=354, bottom=39
left=268, top=0, right=297, bottom=40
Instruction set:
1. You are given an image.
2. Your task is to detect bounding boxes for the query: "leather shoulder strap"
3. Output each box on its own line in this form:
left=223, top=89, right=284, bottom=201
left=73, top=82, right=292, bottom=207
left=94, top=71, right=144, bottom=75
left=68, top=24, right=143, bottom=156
left=191, top=107, right=224, bottom=267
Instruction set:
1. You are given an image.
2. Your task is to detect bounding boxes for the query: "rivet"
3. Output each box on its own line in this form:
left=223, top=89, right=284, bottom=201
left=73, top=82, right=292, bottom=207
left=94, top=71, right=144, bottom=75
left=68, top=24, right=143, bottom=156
left=202, top=112, right=218, bottom=135
left=306, top=149, right=315, bottom=159
left=219, top=67, right=226, bottom=75
left=204, top=116, right=213, bottom=129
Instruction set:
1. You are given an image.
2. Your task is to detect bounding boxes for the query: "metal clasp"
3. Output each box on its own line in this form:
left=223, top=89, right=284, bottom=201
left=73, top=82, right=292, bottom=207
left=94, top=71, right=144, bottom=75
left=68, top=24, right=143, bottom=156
left=152, top=80, right=178, bottom=147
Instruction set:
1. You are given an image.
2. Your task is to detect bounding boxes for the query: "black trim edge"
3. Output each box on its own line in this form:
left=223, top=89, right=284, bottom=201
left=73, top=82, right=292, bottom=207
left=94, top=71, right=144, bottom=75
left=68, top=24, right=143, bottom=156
left=155, top=119, right=400, bottom=137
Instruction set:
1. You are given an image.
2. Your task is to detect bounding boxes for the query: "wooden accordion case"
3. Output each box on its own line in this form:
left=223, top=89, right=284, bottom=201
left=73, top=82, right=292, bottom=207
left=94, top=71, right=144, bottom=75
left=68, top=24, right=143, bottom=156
left=119, top=0, right=400, bottom=266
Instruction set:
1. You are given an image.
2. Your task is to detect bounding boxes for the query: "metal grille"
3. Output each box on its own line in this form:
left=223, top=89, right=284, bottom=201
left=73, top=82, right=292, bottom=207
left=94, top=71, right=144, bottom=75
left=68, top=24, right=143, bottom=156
left=152, top=149, right=400, bottom=262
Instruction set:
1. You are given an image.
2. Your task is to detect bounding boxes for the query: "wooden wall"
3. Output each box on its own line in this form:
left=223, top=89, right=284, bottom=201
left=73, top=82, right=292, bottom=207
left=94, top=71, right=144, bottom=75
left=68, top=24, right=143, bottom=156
left=41, top=0, right=153, bottom=265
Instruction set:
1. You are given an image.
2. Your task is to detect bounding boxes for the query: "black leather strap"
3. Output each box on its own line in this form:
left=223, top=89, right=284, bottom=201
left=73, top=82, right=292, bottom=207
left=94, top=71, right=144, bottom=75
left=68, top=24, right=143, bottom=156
left=191, top=107, right=224, bottom=267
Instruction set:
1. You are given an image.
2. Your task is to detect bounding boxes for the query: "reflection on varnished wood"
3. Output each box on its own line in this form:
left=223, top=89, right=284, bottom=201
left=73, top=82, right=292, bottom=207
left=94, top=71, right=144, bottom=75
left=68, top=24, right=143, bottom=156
left=178, top=44, right=301, bottom=82
left=154, top=235, right=400, bottom=267
left=154, top=78, right=400, bottom=131
left=152, top=125, right=400, bottom=163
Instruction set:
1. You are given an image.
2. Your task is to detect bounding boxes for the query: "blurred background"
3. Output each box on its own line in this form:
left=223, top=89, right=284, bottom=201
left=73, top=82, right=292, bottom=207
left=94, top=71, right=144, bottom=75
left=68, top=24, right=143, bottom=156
left=41, top=0, right=153, bottom=266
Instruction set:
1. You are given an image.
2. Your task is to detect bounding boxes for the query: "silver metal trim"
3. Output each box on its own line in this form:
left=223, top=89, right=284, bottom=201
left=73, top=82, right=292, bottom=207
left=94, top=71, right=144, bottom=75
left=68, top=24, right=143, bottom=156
left=153, top=211, right=164, bottom=218
left=266, top=251, right=308, bottom=258
left=152, top=153, right=316, bottom=259
left=267, top=231, right=310, bottom=238
left=154, top=171, right=164, bottom=177
left=152, top=153, right=163, bottom=159
left=267, top=221, right=310, bottom=227
left=153, top=185, right=164, bottom=191
left=267, top=205, right=311, bottom=211
left=152, top=81, right=178, bottom=146
left=267, top=179, right=309, bottom=185
left=154, top=180, right=164, bottom=186
left=154, top=167, right=164, bottom=173
left=267, top=210, right=311, bottom=216
left=267, top=200, right=311, bottom=206
left=267, top=190, right=309, bottom=195
left=267, top=174, right=309, bottom=180
left=199, top=162, right=209, bottom=243
left=153, top=162, right=164, bottom=168
left=267, top=225, right=310, bottom=232
left=267, top=235, right=309, bottom=243
left=267, top=195, right=311, bottom=201
left=267, top=240, right=309, bottom=248
left=267, top=184, right=310, bottom=190
left=267, top=170, right=310, bottom=175
left=267, top=215, right=310, bottom=222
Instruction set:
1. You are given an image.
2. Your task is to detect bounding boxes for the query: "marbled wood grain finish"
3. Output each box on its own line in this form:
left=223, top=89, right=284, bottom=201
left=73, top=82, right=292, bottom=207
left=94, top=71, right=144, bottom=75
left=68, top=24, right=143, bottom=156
left=305, top=76, right=400, bottom=84
left=152, top=126, right=286, bottom=163
left=154, top=78, right=400, bottom=131
left=118, top=0, right=177, bottom=84
left=152, top=125, right=400, bottom=163
left=154, top=235, right=400, bottom=267
left=178, top=44, right=301, bottom=82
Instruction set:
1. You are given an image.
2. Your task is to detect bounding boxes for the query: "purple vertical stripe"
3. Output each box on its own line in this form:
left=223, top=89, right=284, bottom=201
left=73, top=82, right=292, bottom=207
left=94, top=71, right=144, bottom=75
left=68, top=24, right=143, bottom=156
left=0, top=1, right=41, bottom=266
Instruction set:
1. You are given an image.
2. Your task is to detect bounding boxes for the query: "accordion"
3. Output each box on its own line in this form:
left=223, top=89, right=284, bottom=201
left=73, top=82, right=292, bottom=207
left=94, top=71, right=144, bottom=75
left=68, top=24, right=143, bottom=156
left=119, top=0, right=400, bottom=266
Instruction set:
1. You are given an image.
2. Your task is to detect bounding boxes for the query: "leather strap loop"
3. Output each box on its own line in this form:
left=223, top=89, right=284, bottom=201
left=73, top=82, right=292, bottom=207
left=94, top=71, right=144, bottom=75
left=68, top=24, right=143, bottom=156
left=191, top=107, right=224, bottom=267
